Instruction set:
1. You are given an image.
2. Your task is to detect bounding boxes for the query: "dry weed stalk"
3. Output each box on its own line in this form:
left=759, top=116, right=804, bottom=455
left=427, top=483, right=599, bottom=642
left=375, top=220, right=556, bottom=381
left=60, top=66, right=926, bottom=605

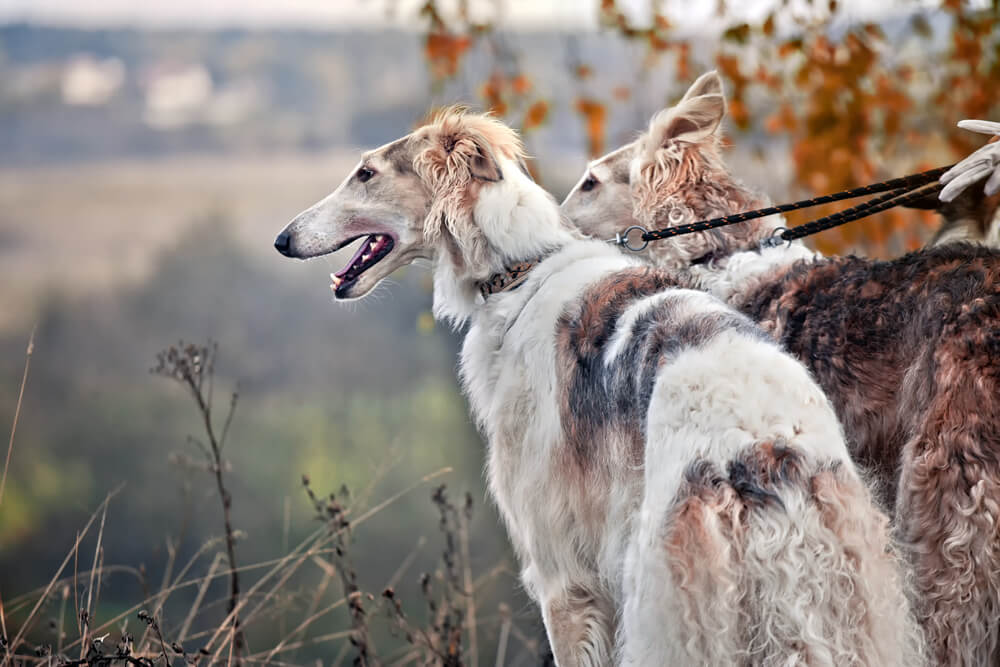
left=152, top=341, right=245, bottom=662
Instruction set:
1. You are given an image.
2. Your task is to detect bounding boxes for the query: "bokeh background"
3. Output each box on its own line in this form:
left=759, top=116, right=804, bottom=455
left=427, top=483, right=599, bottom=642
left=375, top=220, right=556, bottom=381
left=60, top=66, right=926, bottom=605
left=1, top=0, right=998, bottom=664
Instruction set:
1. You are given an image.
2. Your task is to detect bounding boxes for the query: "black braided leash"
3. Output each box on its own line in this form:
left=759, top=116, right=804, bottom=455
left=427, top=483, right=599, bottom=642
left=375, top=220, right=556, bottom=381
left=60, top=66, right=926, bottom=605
left=770, top=182, right=944, bottom=246
left=612, top=164, right=954, bottom=252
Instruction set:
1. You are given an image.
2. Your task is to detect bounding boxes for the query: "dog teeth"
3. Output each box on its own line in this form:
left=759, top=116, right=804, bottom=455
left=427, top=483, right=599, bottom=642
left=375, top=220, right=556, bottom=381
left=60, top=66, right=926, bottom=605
left=362, top=253, right=372, bottom=262
left=330, top=274, right=343, bottom=288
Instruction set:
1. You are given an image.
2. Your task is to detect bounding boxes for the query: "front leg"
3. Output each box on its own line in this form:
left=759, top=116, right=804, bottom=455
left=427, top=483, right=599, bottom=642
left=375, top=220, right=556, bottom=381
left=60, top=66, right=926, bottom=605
left=540, top=585, right=615, bottom=667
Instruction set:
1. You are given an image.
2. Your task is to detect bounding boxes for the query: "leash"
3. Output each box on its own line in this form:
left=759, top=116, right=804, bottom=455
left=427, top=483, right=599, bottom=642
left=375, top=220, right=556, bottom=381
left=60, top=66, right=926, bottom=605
left=610, top=165, right=953, bottom=252
left=479, top=165, right=951, bottom=300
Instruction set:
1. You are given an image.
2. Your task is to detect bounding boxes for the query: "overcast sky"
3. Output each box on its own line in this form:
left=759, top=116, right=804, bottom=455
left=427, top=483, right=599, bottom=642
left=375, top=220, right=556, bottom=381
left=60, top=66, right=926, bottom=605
left=0, top=0, right=607, bottom=29
left=0, top=0, right=918, bottom=30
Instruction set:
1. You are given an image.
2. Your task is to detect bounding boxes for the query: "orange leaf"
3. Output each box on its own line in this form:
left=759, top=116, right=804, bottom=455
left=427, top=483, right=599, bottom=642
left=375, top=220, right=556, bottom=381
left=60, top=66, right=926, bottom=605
left=512, top=74, right=531, bottom=95
left=763, top=14, right=775, bottom=36
left=522, top=100, right=549, bottom=131
left=729, top=99, right=750, bottom=130
left=778, top=39, right=803, bottom=58
left=575, top=98, right=607, bottom=157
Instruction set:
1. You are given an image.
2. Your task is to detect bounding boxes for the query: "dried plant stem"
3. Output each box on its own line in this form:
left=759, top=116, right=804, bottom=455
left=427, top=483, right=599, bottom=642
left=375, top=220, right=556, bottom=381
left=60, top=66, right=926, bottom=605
left=3, top=566, right=153, bottom=618
left=72, top=531, right=81, bottom=641
left=57, top=528, right=330, bottom=656
left=196, top=387, right=244, bottom=661
left=353, top=467, right=453, bottom=527
left=214, top=545, right=320, bottom=661
left=139, top=537, right=178, bottom=652
left=257, top=629, right=353, bottom=659
left=493, top=615, right=511, bottom=667
left=138, top=610, right=170, bottom=666
left=80, top=504, right=109, bottom=659
left=154, top=342, right=245, bottom=661
left=260, top=597, right=348, bottom=662
left=202, top=527, right=332, bottom=659
left=0, top=591, right=8, bottom=663
left=0, top=326, right=34, bottom=507
left=177, top=552, right=223, bottom=644
left=331, top=638, right=351, bottom=667
left=459, top=510, right=477, bottom=667
left=269, top=563, right=335, bottom=664
left=56, top=585, right=69, bottom=655
left=5, top=488, right=119, bottom=663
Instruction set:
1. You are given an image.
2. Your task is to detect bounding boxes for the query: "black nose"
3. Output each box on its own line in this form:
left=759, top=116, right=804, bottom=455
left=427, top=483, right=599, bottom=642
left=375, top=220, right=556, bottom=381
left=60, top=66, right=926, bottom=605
left=274, top=230, right=292, bottom=257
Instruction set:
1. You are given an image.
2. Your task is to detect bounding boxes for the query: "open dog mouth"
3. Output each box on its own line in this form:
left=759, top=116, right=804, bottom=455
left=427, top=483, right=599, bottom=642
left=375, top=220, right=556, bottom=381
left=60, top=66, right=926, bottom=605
left=330, top=233, right=395, bottom=296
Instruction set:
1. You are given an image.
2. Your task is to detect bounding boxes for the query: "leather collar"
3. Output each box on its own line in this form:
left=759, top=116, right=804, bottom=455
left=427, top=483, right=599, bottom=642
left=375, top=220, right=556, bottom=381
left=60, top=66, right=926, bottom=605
left=477, top=258, right=543, bottom=300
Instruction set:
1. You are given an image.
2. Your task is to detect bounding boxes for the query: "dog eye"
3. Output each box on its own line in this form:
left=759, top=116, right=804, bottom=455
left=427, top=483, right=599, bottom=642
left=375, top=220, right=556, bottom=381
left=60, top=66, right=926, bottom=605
left=580, top=175, right=599, bottom=192
left=356, top=167, right=375, bottom=183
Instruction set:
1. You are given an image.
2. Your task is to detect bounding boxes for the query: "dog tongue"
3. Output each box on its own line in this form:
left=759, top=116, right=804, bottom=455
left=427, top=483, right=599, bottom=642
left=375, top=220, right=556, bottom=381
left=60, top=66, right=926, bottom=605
left=335, top=235, right=376, bottom=279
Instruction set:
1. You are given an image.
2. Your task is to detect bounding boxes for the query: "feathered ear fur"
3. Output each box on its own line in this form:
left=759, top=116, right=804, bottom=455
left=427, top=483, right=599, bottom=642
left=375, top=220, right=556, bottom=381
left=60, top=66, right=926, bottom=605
left=681, top=69, right=724, bottom=101
left=412, top=107, right=525, bottom=276
left=630, top=71, right=771, bottom=267
left=653, top=71, right=726, bottom=147
left=633, top=71, right=728, bottom=199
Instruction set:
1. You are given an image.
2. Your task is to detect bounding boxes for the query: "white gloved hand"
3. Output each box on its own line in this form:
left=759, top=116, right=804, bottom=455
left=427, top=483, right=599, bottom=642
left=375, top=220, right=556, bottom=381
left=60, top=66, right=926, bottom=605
left=939, top=120, right=1000, bottom=202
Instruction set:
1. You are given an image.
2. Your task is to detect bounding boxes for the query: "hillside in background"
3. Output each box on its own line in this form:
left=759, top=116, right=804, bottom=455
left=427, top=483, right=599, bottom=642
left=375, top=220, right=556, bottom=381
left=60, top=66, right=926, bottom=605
left=0, top=24, right=690, bottom=166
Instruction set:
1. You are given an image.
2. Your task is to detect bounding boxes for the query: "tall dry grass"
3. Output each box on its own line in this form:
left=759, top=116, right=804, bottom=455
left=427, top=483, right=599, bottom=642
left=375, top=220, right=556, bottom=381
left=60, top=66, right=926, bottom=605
left=1, top=340, right=550, bottom=666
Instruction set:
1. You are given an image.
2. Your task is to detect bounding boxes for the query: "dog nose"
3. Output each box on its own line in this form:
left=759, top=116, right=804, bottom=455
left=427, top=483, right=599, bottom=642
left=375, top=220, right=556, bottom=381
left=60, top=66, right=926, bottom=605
left=274, top=230, right=292, bottom=256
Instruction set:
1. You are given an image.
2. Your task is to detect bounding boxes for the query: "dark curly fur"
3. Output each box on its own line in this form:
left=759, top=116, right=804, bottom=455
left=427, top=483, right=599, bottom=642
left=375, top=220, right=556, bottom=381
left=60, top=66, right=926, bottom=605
left=728, top=242, right=1000, bottom=665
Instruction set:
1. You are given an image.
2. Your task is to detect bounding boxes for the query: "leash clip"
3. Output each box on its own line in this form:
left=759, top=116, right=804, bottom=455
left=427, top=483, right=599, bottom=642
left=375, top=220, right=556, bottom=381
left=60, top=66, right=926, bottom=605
left=611, top=225, right=649, bottom=252
left=759, top=227, right=789, bottom=249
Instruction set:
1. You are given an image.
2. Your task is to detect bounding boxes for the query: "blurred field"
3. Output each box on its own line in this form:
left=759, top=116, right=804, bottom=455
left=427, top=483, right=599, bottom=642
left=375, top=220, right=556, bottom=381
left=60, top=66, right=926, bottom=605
left=0, top=152, right=352, bottom=331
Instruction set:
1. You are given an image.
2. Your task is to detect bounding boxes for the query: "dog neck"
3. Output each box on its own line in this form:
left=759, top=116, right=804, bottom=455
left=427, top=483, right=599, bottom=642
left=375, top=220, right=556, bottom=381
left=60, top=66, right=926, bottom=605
left=431, top=163, right=579, bottom=327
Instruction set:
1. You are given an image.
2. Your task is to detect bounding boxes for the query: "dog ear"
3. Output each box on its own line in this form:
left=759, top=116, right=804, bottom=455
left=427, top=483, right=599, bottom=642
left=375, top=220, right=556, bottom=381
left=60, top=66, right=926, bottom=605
left=681, top=70, right=724, bottom=102
left=469, top=144, right=503, bottom=182
left=652, top=88, right=726, bottom=147
left=435, top=125, right=504, bottom=182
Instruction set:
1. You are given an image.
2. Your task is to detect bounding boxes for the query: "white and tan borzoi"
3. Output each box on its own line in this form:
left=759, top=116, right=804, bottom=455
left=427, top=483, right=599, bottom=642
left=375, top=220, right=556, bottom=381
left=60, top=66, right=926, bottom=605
left=275, top=110, right=924, bottom=666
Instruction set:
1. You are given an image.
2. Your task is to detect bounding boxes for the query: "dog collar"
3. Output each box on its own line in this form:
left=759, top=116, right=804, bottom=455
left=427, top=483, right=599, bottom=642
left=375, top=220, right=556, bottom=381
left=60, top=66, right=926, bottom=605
left=477, top=258, right=543, bottom=300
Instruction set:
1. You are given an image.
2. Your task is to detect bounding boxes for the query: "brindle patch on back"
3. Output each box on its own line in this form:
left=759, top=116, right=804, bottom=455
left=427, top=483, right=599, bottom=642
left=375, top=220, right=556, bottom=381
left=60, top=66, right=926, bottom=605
left=555, top=268, right=769, bottom=473
left=555, top=268, right=679, bottom=466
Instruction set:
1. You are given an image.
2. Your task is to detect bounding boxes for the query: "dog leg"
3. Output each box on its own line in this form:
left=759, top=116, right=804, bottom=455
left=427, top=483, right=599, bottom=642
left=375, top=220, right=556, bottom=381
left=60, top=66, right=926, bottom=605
left=897, top=438, right=1000, bottom=667
left=618, top=456, right=745, bottom=667
left=540, top=584, right=614, bottom=667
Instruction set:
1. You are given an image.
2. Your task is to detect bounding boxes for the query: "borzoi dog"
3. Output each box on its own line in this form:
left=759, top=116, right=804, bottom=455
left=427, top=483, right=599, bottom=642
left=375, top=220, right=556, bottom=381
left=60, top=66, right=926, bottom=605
left=562, top=71, right=1000, bottom=666
left=275, top=109, right=923, bottom=665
